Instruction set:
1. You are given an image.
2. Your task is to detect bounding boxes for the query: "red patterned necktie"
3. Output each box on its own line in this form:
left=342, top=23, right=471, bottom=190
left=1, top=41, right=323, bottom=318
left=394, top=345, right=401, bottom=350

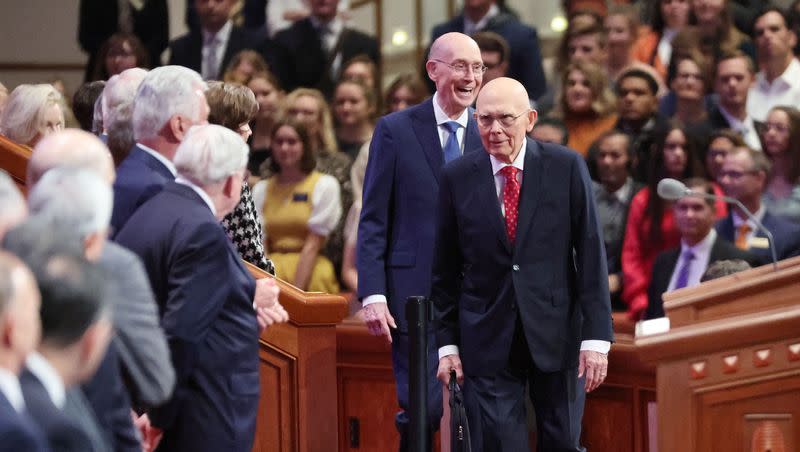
left=500, top=165, right=521, bottom=244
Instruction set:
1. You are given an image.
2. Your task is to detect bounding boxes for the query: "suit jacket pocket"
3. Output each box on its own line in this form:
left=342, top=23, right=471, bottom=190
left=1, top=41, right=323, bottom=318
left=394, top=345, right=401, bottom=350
left=387, top=250, right=416, bottom=267
left=229, top=371, right=260, bottom=397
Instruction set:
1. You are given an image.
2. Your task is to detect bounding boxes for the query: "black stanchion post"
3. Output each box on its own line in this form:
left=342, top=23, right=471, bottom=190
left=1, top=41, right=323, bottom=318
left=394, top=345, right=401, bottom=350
left=406, top=295, right=429, bottom=452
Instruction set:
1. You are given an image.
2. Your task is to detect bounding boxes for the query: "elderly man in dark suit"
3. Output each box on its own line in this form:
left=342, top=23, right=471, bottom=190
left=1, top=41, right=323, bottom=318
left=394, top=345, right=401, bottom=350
left=645, top=178, right=758, bottom=320
left=357, top=31, right=483, bottom=451
left=0, top=252, right=48, bottom=451
left=428, top=0, right=547, bottom=102
left=274, top=0, right=380, bottom=97
left=111, top=65, right=209, bottom=235
left=432, top=77, right=613, bottom=451
left=716, top=146, right=800, bottom=263
left=116, top=124, right=287, bottom=452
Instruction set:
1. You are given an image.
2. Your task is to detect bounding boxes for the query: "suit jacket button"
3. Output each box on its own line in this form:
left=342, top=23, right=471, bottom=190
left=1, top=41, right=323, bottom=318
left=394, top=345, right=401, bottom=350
left=512, top=264, right=520, bottom=271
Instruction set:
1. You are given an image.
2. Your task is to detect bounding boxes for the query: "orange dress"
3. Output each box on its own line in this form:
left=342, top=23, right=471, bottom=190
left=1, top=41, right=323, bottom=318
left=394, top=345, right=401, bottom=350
left=564, top=113, right=618, bottom=157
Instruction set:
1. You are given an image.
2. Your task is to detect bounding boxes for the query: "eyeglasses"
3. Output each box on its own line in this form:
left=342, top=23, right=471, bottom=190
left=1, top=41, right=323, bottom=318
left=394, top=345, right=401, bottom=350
left=431, top=59, right=487, bottom=76
left=476, top=111, right=529, bottom=128
left=763, top=122, right=790, bottom=133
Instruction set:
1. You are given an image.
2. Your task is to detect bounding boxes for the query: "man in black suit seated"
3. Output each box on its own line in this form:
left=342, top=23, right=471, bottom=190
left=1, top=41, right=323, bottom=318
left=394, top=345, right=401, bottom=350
left=169, top=0, right=279, bottom=80
left=274, top=0, right=380, bottom=97
left=20, top=248, right=114, bottom=452
left=716, top=146, right=800, bottom=262
left=0, top=252, right=48, bottom=451
left=591, top=131, right=643, bottom=311
left=116, top=124, right=288, bottom=452
left=708, top=51, right=762, bottom=151
left=428, top=0, right=547, bottom=103
left=645, top=178, right=758, bottom=319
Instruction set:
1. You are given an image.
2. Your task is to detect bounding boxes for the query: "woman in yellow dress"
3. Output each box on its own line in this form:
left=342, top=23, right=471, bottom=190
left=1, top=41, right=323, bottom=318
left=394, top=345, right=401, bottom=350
left=252, top=118, right=342, bottom=293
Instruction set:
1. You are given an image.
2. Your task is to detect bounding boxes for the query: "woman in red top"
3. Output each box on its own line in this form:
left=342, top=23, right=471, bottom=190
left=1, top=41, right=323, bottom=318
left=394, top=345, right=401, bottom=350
left=621, top=120, right=727, bottom=319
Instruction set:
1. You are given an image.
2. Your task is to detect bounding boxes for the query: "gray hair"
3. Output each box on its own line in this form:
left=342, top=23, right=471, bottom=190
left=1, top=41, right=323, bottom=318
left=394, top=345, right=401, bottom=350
left=173, top=124, right=248, bottom=186
left=104, top=68, right=148, bottom=158
left=27, top=167, right=112, bottom=239
left=0, top=170, right=26, bottom=233
left=0, top=84, right=63, bottom=145
left=92, top=93, right=104, bottom=135
left=133, top=66, right=207, bottom=141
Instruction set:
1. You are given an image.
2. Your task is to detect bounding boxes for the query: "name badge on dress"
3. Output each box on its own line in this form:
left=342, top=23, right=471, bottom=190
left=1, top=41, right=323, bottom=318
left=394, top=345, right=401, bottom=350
left=292, top=193, right=309, bottom=202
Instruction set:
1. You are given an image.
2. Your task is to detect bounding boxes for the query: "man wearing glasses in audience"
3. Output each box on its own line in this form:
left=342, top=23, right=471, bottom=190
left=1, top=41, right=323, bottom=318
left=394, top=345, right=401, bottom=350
left=357, top=32, right=484, bottom=451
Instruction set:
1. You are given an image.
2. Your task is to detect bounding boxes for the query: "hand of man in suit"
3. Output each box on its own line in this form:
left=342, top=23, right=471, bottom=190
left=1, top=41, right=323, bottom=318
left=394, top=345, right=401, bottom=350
left=253, top=278, right=288, bottom=331
left=133, top=413, right=163, bottom=452
left=436, top=354, right=463, bottom=386
left=579, top=350, right=608, bottom=393
left=360, top=303, right=396, bottom=343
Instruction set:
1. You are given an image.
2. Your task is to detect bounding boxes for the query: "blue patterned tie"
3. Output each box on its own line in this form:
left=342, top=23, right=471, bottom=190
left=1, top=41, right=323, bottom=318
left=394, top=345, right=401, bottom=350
left=441, top=121, right=462, bottom=163
left=674, top=250, right=695, bottom=289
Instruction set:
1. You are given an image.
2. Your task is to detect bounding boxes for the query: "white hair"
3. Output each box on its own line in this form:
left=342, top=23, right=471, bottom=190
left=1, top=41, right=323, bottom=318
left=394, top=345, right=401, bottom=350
left=0, top=170, right=26, bottom=225
left=27, top=167, right=112, bottom=239
left=173, top=124, right=249, bottom=186
left=103, top=68, right=148, bottom=127
left=0, top=84, right=63, bottom=145
left=132, top=66, right=207, bottom=141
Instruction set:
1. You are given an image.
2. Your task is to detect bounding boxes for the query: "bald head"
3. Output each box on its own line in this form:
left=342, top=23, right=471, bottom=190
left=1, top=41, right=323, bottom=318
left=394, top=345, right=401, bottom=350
left=429, top=32, right=480, bottom=61
left=426, top=32, right=484, bottom=118
left=474, top=77, right=537, bottom=163
left=28, top=129, right=115, bottom=186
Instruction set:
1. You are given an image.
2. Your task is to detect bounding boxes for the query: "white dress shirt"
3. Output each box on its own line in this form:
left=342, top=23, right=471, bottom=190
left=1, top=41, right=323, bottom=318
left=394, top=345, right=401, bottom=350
left=747, top=58, right=800, bottom=122
left=201, top=20, right=233, bottom=80
left=0, top=368, right=25, bottom=413
left=361, top=94, right=469, bottom=308
left=717, top=105, right=762, bottom=151
left=137, top=143, right=177, bottom=177
left=25, top=352, right=66, bottom=409
left=667, top=229, right=717, bottom=292
left=439, top=142, right=611, bottom=359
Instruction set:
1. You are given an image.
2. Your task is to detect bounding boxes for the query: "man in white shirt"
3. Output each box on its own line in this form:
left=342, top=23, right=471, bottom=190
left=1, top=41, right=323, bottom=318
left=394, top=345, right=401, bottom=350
left=710, top=51, right=762, bottom=150
left=746, top=8, right=800, bottom=121
left=0, top=252, right=47, bottom=451
left=645, top=178, right=757, bottom=319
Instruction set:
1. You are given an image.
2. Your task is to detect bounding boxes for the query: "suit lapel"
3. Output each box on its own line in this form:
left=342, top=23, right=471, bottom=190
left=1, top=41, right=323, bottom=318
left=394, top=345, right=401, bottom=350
left=473, top=154, right=512, bottom=253
left=221, top=28, right=242, bottom=78
left=463, top=111, right=482, bottom=155
left=513, top=139, right=544, bottom=254
left=718, top=213, right=736, bottom=241
left=188, top=33, right=203, bottom=73
left=410, top=100, right=445, bottom=184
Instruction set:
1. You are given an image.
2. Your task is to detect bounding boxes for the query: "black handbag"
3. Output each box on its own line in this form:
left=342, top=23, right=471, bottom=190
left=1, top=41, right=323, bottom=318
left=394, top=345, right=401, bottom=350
left=449, top=370, right=472, bottom=452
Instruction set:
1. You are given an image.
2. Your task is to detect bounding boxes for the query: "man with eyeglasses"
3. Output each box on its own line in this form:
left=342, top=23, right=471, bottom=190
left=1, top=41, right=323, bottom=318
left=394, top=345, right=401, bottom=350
left=430, top=77, right=613, bottom=451
left=716, top=146, right=800, bottom=262
left=357, top=32, right=484, bottom=451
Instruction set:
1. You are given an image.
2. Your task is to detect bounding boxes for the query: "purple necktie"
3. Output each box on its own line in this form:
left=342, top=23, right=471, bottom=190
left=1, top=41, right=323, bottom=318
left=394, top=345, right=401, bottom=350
left=674, top=250, right=695, bottom=289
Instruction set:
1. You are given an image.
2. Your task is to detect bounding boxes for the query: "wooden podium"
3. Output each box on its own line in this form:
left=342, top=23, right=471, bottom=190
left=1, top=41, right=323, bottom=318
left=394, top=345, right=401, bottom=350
left=636, top=257, right=800, bottom=452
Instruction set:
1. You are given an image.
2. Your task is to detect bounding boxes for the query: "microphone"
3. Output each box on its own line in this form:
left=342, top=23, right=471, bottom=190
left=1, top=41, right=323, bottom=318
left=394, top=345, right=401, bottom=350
left=657, top=178, right=778, bottom=270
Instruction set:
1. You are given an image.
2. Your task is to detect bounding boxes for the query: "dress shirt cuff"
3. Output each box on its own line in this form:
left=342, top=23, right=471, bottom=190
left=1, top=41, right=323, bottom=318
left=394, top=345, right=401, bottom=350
left=438, top=345, right=460, bottom=360
left=362, top=294, right=387, bottom=307
left=580, top=340, right=611, bottom=354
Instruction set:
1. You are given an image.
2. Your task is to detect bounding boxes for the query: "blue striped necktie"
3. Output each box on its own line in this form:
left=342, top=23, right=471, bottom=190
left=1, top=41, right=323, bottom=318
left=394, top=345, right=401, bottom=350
left=441, top=121, right=462, bottom=163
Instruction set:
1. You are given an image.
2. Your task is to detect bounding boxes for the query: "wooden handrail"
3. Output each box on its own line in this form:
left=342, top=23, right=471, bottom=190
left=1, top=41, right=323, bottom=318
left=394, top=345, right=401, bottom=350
left=0, top=135, right=32, bottom=192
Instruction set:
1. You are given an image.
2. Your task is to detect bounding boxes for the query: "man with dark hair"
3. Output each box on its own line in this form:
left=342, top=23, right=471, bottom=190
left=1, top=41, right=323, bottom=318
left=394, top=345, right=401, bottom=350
left=615, top=68, right=669, bottom=182
left=709, top=51, right=762, bottom=150
left=472, top=31, right=510, bottom=86
left=645, top=178, right=758, bottom=319
left=716, top=146, right=800, bottom=262
left=0, top=252, right=48, bottom=451
left=20, top=252, right=114, bottom=452
left=748, top=7, right=800, bottom=121
left=528, top=116, right=569, bottom=145
left=72, top=81, right=106, bottom=132
left=429, top=0, right=547, bottom=102
left=592, top=131, right=643, bottom=311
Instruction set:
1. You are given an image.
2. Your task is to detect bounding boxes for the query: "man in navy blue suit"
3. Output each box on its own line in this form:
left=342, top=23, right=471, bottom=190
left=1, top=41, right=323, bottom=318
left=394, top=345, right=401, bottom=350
left=111, top=65, right=209, bottom=236
left=716, top=146, right=800, bottom=262
left=431, top=78, right=614, bottom=451
left=0, top=252, right=48, bottom=451
left=357, top=32, right=484, bottom=451
left=116, top=125, right=287, bottom=452
left=428, top=0, right=547, bottom=103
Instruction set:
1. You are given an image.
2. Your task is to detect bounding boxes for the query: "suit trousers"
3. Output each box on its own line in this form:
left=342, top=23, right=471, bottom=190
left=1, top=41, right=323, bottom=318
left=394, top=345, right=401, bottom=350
left=463, top=320, right=586, bottom=452
left=391, top=328, right=443, bottom=451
